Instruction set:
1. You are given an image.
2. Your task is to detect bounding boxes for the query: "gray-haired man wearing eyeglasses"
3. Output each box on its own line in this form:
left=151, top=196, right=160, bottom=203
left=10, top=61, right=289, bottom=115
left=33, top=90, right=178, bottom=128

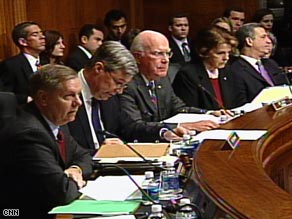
left=119, top=30, right=220, bottom=143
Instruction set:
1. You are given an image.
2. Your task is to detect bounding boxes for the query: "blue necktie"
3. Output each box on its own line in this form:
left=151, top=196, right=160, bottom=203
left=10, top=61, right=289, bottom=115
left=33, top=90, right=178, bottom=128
left=91, top=98, right=105, bottom=144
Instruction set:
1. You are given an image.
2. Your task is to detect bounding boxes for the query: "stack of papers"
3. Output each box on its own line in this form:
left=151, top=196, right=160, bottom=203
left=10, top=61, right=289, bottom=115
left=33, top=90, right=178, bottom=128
left=80, top=175, right=144, bottom=201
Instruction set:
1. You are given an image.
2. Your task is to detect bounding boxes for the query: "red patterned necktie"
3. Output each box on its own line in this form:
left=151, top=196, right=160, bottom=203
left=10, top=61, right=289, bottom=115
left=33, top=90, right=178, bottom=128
left=57, top=129, right=66, bottom=161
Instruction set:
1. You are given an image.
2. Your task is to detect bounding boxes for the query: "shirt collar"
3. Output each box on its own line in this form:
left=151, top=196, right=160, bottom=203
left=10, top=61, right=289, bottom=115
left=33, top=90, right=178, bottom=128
left=23, top=53, right=39, bottom=72
left=78, top=45, right=92, bottom=59
left=78, top=69, right=93, bottom=103
left=41, top=114, right=59, bottom=139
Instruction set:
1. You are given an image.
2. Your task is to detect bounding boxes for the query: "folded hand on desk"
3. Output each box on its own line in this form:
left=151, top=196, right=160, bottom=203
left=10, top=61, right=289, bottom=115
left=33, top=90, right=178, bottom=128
left=180, top=120, right=220, bottom=132
left=64, top=167, right=86, bottom=189
left=163, top=126, right=187, bottom=141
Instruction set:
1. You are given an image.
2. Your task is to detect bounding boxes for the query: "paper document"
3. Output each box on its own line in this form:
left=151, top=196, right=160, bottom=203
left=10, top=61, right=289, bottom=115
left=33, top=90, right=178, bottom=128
left=193, top=129, right=267, bottom=142
left=80, top=175, right=144, bottom=201
left=163, top=113, right=238, bottom=124
left=49, top=200, right=140, bottom=216
left=252, top=85, right=292, bottom=104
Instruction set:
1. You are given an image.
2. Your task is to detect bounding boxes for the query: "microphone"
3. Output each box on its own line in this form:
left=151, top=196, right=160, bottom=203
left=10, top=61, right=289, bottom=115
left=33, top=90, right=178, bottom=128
left=197, top=83, right=227, bottom=111
left=280, top=70, right=292, bottom=96
left=96, top=129, right=163, bottom=170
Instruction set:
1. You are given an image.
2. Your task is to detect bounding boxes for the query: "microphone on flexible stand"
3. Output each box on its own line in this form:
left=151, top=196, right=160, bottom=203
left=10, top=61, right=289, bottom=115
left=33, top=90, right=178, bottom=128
left=96, top=129, right=163, bottom=170
left=280, top=69, right=292, bottom=96
left=197, top=83, right=235, bottom=116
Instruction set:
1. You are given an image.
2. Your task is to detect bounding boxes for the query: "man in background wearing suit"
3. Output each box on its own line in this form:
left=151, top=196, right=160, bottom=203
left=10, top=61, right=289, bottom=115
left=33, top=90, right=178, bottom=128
left=66, top=24, right=104, bottom=72
left=230, top=23, right=286, bottom=106
left=0, top=21, right=45, bottom=105
left=119, top=30, right=219, bottom=143
left=103, top=9, right=128, bottom=45
left=0, top=64, right=93, bottom=219
left=168, top=13, right=196, bottom=65
left=167, top=13, right=198, bottom=82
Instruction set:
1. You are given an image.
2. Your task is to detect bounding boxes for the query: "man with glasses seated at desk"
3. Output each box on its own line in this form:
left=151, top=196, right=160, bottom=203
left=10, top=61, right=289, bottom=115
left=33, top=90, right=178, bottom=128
left=119, top=30, right=220, bottom=143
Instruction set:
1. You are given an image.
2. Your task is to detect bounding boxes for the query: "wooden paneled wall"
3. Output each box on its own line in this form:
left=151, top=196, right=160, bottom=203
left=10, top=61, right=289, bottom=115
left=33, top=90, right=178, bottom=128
left=0, top=0, right=259, bottom=61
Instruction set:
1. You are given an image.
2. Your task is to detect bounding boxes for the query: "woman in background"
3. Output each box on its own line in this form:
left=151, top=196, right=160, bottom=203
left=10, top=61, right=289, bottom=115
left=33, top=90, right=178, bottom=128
left=40, top=30, right=65, bottom=65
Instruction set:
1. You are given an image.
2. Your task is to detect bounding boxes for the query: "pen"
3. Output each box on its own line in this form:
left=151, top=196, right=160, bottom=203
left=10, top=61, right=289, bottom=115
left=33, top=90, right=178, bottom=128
left=162, top=123, right=178, bottom=136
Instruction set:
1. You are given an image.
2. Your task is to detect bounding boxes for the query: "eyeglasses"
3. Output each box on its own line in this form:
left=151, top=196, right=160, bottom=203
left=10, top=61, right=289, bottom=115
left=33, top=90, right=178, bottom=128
left=108, top=72, right=128, bottom=89
left=146, top=51, right=173, bottom=59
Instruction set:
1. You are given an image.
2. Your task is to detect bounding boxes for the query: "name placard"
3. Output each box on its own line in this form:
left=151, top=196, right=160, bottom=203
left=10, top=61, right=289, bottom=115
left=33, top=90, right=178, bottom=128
left=271, top=97, right=292, bottom=111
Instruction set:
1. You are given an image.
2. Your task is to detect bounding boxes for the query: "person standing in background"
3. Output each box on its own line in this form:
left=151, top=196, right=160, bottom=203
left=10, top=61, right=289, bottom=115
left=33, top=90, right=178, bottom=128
left=66, top=24, right=104, bottom=72
left=103, top=9, right=128, bottom=45
left=223, top=7, right=245, bottom=33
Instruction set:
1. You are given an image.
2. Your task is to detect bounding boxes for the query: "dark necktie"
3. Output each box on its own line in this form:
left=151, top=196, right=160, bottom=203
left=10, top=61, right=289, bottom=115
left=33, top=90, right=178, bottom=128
left=256, top=61, right=274, bottom=86
left=148, top=81, right=157, bottom=108
left=91, top=98, right=105, bottom=144
left=35, top=60, right=41, bottom=69
left=57, top=129, right=66, bottom=161
left=182, top=42, right=191, bottom=62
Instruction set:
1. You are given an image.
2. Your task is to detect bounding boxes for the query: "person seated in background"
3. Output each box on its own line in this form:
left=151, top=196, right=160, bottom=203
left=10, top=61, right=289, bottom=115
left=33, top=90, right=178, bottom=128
left=0, top=64, right=93, bottom=219
left=66, top=24, right=104, bottom=72
left=119, top=30, right=220, bottom=143
left=103, top=9, right=128, bottom=45
left=40, top=30, right=66, bottom=65
left=0, top=21, right=45, bottom=105
left=230, top=23, right=286, bottom=106
left=223, top=7, right=245, bottom=33
left=212, top=17, right=233, bottom=33
left=172, top=26, right=238, bottom=110
left=251, top=8, right=275, bottom=33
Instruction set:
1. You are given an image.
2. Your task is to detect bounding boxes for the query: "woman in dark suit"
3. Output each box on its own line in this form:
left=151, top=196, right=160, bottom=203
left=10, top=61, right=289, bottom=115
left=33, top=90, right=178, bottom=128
left=172, top=26, right=238, bottom=110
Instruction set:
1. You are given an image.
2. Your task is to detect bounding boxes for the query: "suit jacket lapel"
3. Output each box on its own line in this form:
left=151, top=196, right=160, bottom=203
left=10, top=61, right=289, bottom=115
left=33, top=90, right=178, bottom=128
left=239, top=57, right=268, bottom=83
left=24, top=102, right=66, bottom=165
left=76, top=95, right=95, bottom=150
left=19, top=53, right=34, bottom=81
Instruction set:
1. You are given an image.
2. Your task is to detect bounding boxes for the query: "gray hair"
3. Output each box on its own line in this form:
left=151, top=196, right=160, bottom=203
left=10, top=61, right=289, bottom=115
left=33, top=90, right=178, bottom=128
left=86, top=41, right=138, bottom=76
left=235, top=22, right=262, bottom=51
left=29, top=64, right=78, bottom=97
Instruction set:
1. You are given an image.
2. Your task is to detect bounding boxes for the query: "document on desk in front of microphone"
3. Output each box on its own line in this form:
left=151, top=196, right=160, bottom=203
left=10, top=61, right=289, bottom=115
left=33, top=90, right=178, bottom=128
left=162, top=113, right=236, bottom=124
left=193, top=129, right=267, bottom=143
left=80, top=175, right=144, bottom=201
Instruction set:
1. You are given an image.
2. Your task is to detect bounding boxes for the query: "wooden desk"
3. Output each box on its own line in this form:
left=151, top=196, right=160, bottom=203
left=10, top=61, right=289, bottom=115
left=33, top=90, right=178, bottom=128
left=193, top=105, right=292, bottom=219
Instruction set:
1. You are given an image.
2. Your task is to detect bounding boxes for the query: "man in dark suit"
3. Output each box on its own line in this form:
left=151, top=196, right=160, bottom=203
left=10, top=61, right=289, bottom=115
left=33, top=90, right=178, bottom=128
left=168, top=13, right=196, bottom=65
left=0, top=21, right=45, bottom=105
left=119, top=30, right=220, bottom=143
left=230, top=23, right=286, bottom=106
left=0, top=64, right=93, bottom=219
left=66, top=24, right=104, bottom=72
left=68, top=41, right=138, bottom=156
